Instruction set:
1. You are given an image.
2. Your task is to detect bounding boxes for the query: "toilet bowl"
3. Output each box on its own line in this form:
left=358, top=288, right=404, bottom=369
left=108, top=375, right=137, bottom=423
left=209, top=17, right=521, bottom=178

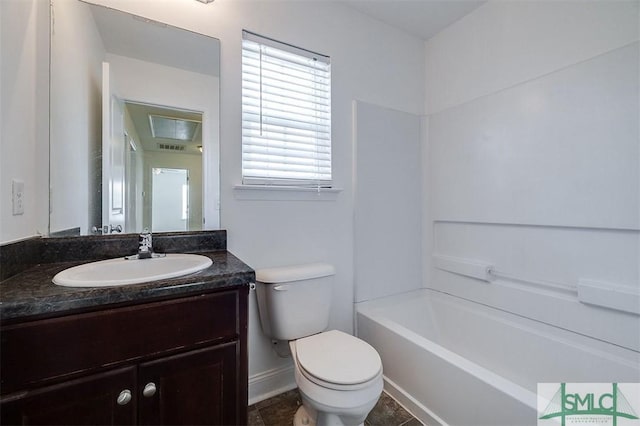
left=289, top=330, right=383, bottom=426
left=255, top=263, right=384, bottom=426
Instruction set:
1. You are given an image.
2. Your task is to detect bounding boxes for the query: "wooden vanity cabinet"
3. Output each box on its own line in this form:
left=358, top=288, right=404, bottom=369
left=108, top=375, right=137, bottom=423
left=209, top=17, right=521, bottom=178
left=0, top=286, right=249, bottom=426
left=1, top=367, right=137, bottom=425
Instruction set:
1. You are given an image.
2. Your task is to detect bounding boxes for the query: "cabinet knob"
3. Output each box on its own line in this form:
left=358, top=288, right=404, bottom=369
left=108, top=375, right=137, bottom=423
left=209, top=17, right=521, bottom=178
left=117, top=389, right=132, bottom=405
left=143, top=382, right=157, bottom=397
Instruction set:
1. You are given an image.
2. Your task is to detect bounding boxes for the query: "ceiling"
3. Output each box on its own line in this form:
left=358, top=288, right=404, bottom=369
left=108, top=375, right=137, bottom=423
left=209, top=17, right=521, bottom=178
left=90, top=3, right=220, bottom=76
left=343, top=0, right=485, bottom=40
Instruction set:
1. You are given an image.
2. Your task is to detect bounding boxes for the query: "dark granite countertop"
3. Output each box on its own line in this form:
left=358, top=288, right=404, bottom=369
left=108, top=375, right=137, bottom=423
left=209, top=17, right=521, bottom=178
left=0, top=250, right=255, bottom=322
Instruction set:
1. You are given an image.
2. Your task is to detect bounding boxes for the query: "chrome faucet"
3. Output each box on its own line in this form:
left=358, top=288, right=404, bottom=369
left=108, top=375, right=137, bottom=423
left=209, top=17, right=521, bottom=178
left=125, top=228, right=165, bottom=260
left=137, top=228, right=153, bottom=259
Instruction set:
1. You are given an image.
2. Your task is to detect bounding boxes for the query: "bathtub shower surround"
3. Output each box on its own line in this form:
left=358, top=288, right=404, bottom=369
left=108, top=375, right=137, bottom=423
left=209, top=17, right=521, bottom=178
left=356, top=289, right=640, bottom=426
left=350, top=2, right=640, bottom=424
left=353, top=101, right=423, bottom=303
left=422, top=1, right=639, bottom=349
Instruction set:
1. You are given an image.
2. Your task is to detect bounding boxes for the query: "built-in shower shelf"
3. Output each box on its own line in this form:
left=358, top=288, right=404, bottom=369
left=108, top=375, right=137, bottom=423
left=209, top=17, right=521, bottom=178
left=433, top=254, right=639, bottom=315
left=577, top=279, right=640, bottom=316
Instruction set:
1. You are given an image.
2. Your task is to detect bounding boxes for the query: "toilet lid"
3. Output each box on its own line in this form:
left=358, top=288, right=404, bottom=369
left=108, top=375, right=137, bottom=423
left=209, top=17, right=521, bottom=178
left=295, top=330, right=382, bottom=385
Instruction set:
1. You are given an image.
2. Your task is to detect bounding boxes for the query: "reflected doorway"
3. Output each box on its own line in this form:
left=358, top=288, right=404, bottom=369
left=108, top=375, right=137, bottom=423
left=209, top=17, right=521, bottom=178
left=122, top=102, right=204, bottom=233
left=152, top=168, right=189, bottom=232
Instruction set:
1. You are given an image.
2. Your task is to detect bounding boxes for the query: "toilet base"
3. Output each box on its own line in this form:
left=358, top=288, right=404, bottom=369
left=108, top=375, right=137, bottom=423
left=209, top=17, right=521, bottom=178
left=293, top=405, right=365, bottom=426
left=294, top=405, right=316, bottom=426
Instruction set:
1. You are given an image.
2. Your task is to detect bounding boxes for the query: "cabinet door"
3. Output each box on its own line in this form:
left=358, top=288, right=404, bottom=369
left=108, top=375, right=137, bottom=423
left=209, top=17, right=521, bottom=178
left=138, top=343, right=238, bottom=426
left=0, top=366, right=136, bottom=426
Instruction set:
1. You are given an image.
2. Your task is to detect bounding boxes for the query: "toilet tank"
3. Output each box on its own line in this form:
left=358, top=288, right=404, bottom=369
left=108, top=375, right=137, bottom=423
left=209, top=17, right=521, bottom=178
left=255, top=263, right=335, bottom=341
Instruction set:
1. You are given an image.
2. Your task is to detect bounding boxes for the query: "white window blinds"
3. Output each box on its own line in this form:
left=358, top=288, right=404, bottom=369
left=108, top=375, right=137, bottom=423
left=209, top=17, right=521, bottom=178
left=242, top=31, right=331, bottom=186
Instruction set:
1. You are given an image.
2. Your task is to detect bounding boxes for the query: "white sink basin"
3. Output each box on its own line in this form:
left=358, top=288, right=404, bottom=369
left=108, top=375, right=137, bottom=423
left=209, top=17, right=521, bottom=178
left=53, top=254, right=213, bottom=287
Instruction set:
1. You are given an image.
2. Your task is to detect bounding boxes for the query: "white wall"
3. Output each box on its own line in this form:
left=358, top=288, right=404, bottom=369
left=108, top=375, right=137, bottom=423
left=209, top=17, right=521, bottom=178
left=424, top=1, right=640, bottom=115
left=63, top=0, right=425, bottom=402
left=49, top=0, right=105, bottom=235
left=0, top=0, right=49, bottom=243
left=424, top=1, right=639, bottom=351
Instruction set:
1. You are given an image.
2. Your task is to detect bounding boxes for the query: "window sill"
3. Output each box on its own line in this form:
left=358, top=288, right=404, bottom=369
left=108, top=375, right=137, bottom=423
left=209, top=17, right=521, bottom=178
left=233, top=184, right=343, bottom=201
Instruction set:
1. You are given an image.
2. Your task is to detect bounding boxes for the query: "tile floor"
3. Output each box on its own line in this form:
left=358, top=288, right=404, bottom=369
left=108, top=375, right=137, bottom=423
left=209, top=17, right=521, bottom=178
left=248, top=389, right=423, bottom=426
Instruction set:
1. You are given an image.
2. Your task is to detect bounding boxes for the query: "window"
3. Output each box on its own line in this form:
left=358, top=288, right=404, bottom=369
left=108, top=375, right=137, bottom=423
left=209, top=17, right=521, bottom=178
left=242, top=31, right=331, bottom=187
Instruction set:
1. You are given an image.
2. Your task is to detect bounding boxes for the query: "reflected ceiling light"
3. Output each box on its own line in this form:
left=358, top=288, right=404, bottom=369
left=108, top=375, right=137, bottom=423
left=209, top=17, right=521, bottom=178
left=149, top=115, right=201, bottom=141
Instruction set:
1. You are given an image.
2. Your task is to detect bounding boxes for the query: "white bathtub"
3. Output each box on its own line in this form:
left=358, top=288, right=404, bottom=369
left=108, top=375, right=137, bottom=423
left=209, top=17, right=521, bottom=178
left=356, top=288, right=640, bottom=426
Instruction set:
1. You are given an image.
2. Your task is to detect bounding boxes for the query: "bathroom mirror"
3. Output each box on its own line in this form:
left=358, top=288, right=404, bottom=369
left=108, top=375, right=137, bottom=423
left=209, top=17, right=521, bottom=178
left=49, top=0, right=220, bottom=236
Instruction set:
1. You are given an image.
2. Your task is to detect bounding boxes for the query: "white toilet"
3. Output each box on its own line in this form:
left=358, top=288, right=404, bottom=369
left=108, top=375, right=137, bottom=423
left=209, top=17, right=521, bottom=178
left=255, top=263, right=383, bottom=426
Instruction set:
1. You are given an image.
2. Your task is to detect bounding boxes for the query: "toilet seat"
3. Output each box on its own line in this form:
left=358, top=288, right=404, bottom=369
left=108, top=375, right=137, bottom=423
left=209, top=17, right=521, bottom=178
left=294, top=330, right=382, bottom=391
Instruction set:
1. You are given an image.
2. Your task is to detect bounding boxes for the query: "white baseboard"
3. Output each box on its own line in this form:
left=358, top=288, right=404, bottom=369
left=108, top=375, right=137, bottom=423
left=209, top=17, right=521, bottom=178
left=249, top=365, right=296, bottom=406
left=383, top=375, right=447, bottom=426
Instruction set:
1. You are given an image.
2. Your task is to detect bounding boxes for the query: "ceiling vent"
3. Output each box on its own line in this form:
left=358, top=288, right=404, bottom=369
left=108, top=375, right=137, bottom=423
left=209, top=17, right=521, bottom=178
left=149, top=115, right=200, bottom=141
left=157, top=143, right=186, bottom=151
